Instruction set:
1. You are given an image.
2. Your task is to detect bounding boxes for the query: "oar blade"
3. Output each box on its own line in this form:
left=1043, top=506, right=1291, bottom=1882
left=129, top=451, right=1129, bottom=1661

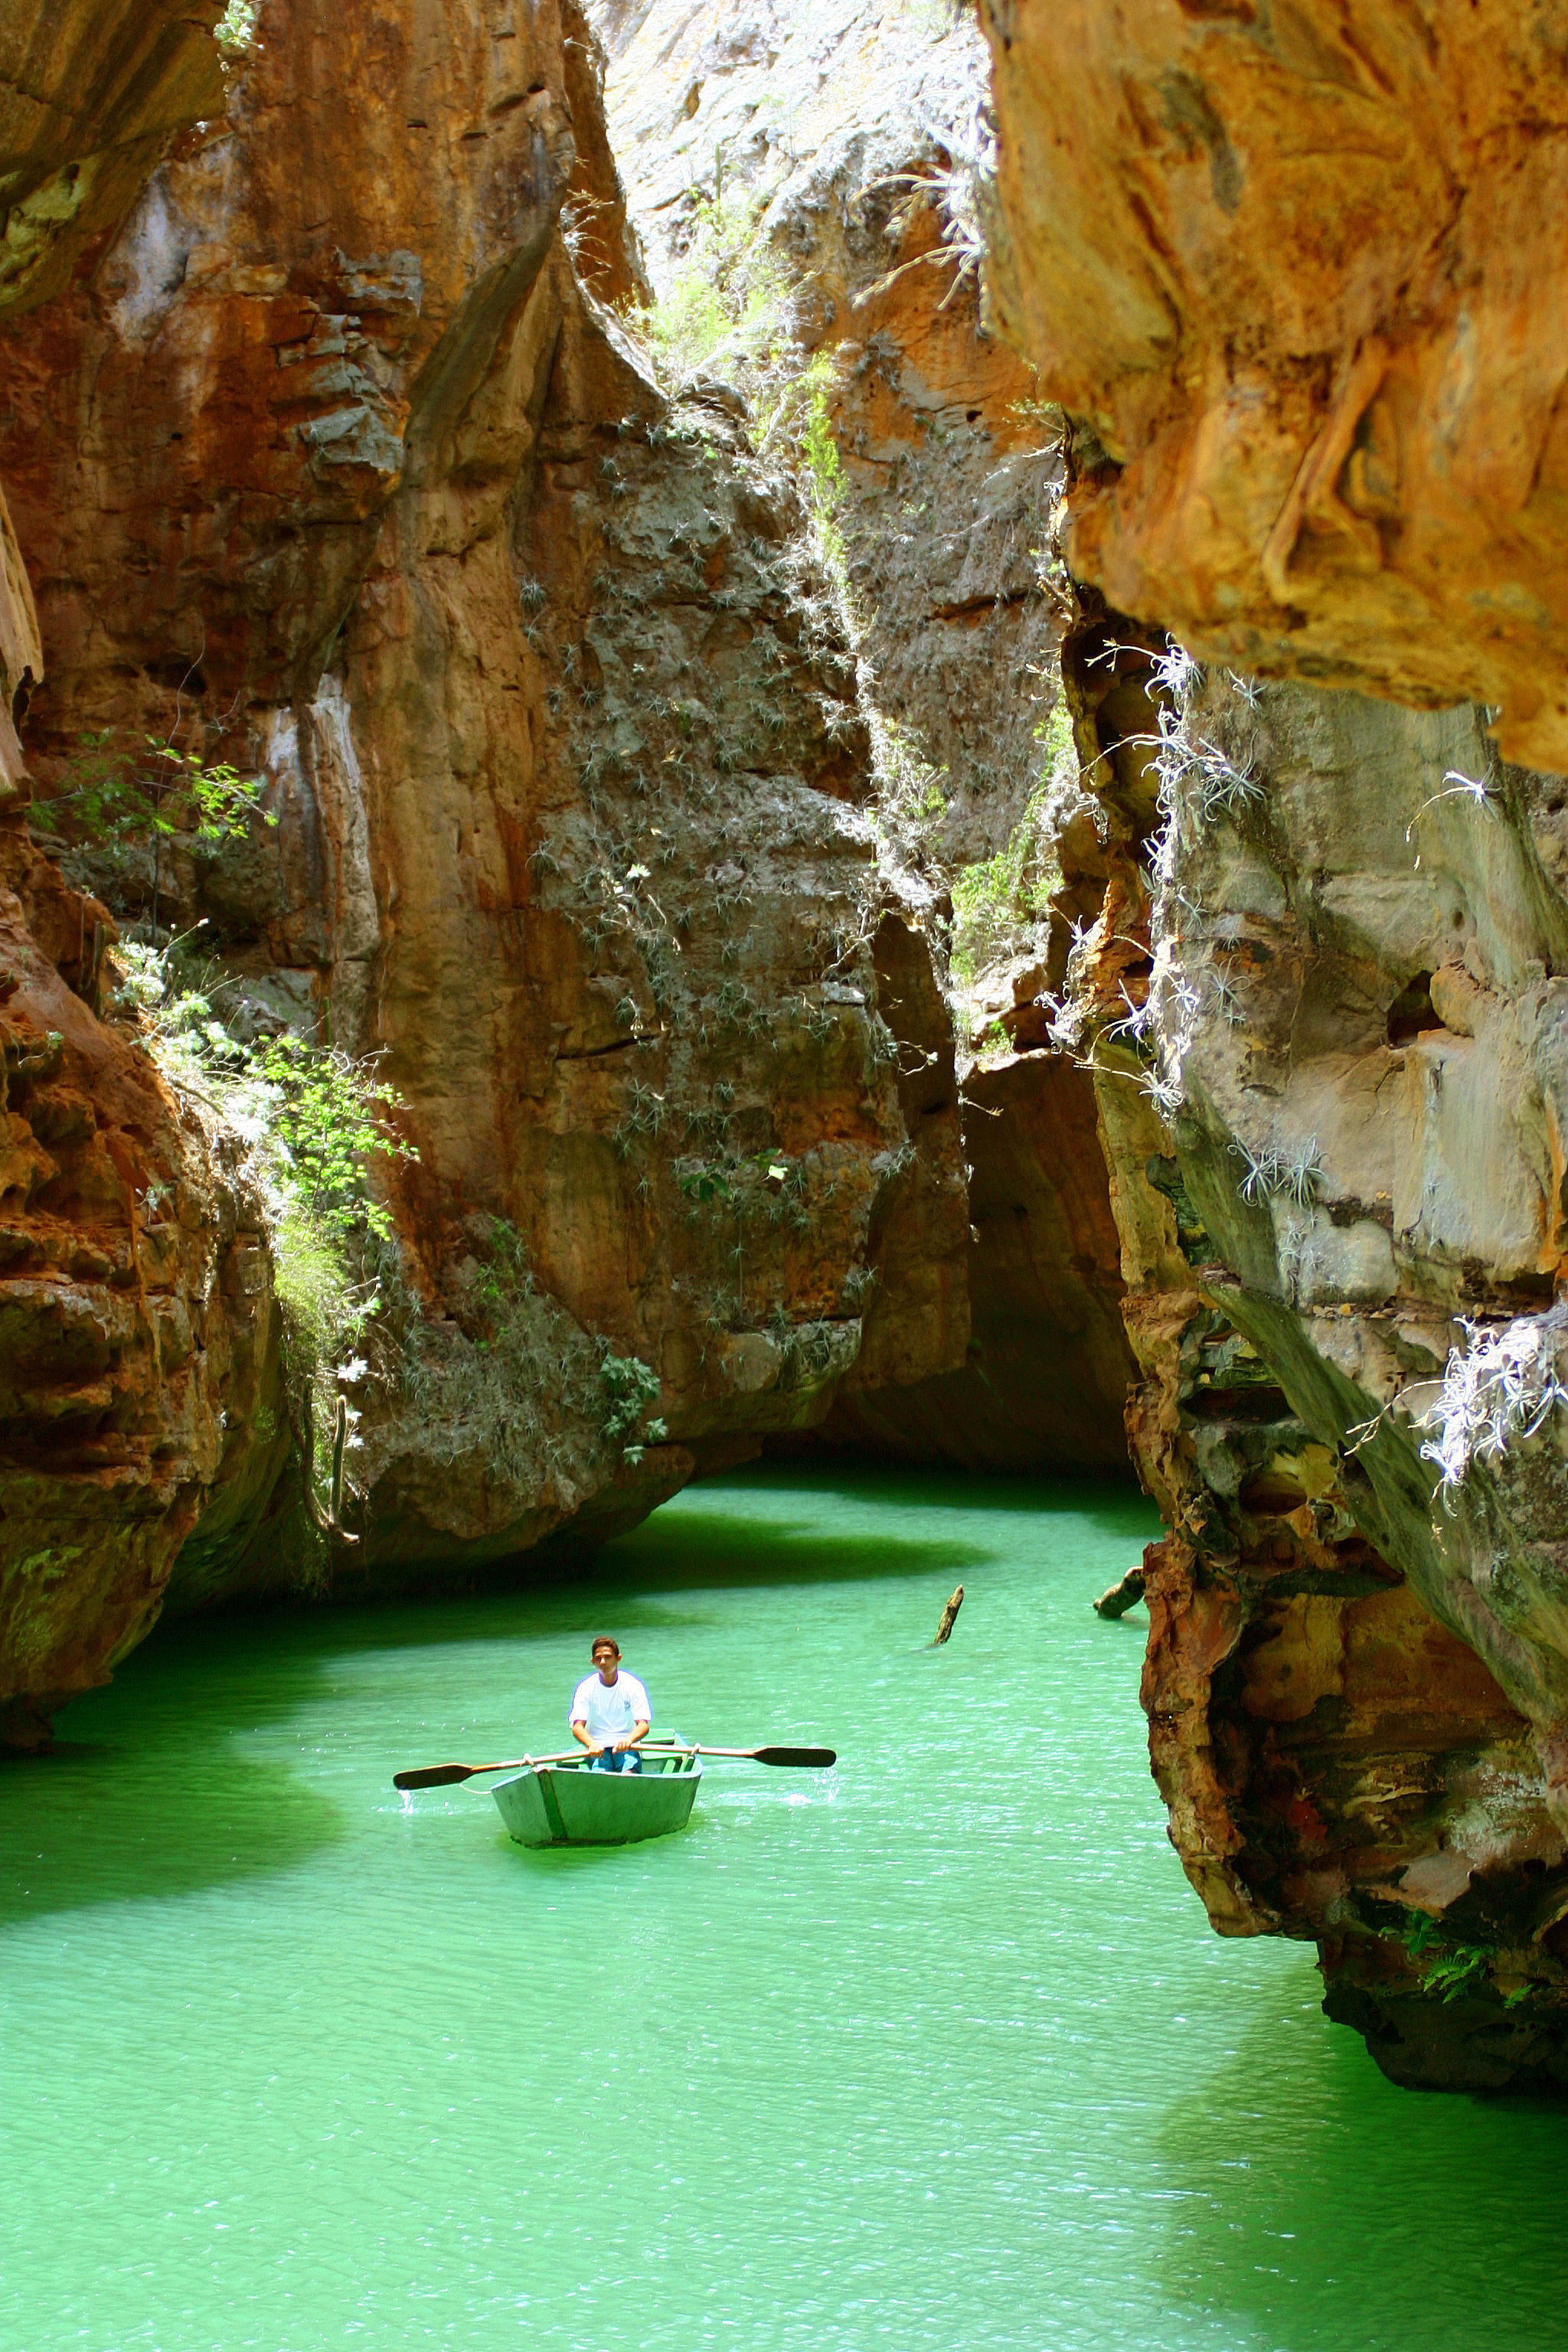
left=753, top=1744, right=836, bottom=1769
left=394, top=1763, right=473, bottom=1790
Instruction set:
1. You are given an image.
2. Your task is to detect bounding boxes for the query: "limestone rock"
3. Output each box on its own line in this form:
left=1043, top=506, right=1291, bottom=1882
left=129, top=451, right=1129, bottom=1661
left=1063, top=626, right=1568, bottom=2089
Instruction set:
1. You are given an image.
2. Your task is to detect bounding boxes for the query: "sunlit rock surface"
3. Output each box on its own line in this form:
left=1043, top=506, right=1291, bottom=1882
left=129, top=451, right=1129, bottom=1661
left=0, top=0, right=998, bottom=1720
left=592, top=0, right=1137, bottom=1471
left=1059, top=612, right=1568, bottom=2089
left=978, top=1, right=1568, bottom=773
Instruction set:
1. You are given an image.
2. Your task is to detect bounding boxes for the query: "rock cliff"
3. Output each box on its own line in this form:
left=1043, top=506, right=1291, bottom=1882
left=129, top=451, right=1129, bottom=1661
left=0, top=0, right=289, bottom=1745
left=978, top=1, right=1568, bottom=774
left=1057, top=620, right=1568, bottom=2088
left=590, top=0, right=1137, bottom=1472
left=978, top=2, right=1568, bottom=2087
left=5, top=0, right=1089, bottom=1729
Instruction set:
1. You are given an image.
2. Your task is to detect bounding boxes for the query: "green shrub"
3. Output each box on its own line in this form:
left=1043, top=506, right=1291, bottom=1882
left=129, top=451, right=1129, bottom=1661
left=598, top=1350, right=667, bottom=1465
left=214, top=2, right=260, bottom=51
left=949, top=702, right=1076, bottom=988
left=632, top=189, right=792, bottom=389
left=109, top=940, right=415, bottom=1520
left=31, top=730, right=274, bottom=939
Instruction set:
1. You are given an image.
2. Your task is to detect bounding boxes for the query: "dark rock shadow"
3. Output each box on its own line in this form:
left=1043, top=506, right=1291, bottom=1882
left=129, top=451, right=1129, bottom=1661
left=1151, top=1971, right=1568, bottom=2352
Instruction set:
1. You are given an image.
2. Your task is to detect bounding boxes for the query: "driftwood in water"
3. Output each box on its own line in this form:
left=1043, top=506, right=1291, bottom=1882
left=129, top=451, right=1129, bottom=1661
left=933, top=1583, right=964, bottom=1645
left=331, top=1393, right=348, bottom=1525
left=1093, top=1565, right=1146, bottom=1619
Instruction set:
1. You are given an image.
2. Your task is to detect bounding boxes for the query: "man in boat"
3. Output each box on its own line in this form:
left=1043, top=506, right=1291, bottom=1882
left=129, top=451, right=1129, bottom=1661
left=570, top=1637, right=651, bottom=1772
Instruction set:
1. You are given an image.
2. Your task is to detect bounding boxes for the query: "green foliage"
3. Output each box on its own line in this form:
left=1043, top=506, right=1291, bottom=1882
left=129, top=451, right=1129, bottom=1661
left=597, top=1349, right=667, bottom=1465
left=31, top=730, right=274, bottom=935
left=949, top=701, right=1076, bottom=990
left=632, top=188, right=792, bottom=389
left=251, top=1032, right=411, bottom=1253
left=214, top=1, right=260, bottom=51
left=473, top=1216, right=533, bottom=1316
left=110, top=937, right=416, bottom=1518
left=799, top=353, right=842, bottom=515
left=679, top=1162, right=733, bottom=1206
left=1401, top=1915, right=1494, bottom=2002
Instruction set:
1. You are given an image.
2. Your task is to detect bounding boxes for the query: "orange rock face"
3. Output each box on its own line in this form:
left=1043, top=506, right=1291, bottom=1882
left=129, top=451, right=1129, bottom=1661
left=3, top=0, right=586, bottom=719
left=0, top=813, right=287, bottom=1743
left=979, top=1, right=1568, bottom=771
left=0, top=0, right=978, bottom=1683
left=0, top=0, right=224, bottom=313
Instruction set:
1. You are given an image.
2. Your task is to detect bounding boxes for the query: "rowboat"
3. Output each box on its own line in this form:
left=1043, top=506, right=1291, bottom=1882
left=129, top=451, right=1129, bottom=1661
left=491, top=1735, right=702, bottom=1849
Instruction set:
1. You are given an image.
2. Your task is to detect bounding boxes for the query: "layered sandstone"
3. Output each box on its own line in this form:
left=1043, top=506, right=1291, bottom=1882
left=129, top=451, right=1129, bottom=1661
left=0, top=0, right=983, bottom=1723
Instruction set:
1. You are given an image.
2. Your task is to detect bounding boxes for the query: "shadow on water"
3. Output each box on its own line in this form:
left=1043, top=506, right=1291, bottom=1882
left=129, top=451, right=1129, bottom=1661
left=136, top=1462, right=1083, bottom=1670
left=596, top=1464, right=1152, bottom=1595
left=1152, top=1973, right=1568, bottom=2352
left=596, top=1508, right=989, bottom=1595
left=0, top=1638, right=346, bottom=1933
left=687, top=1460, right=1152, bottom=1534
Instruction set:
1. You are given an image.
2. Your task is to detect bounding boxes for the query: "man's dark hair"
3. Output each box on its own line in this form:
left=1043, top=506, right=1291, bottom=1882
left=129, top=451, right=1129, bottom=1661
left=591, top=1636, right=620, bottom=1658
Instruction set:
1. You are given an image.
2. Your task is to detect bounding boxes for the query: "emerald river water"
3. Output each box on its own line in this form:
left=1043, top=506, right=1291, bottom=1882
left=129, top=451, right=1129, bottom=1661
left=5, top=1468, right=1566, bottom=2351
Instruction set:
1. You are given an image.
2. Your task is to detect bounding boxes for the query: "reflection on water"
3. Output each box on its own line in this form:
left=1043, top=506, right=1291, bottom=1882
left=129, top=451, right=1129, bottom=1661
left=2, top=1467, right=1564, bottom=2351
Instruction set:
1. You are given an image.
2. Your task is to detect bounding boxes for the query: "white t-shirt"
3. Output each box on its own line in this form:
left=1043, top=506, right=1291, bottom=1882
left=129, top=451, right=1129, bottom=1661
left=570, top=1668, right=651, bottom=1749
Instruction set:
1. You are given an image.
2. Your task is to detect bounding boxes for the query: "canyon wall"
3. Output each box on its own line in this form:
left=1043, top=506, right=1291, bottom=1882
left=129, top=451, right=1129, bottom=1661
left=7, top=0, right=1567, bottom=2099
left=590, top=0, right=1137, bottom=1473
left=978, top=0, right=1568, bottom=773
left=978, top=4, right=1568, bottom=2086
left=0, top=0, right=291, bottom=1746
left=1059, top=623, right=1568, bottom=2089
left=7, top=0, right=1121, bottom=1733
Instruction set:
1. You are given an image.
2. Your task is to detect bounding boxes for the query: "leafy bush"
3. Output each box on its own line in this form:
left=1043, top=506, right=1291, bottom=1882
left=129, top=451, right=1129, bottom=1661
left=214, top=1, right=260, bottom=51
left=598, top=1350, right=668, bottom=1465
left=31, top=730, right=274, bottom=938
left=949, top=703, right=1075, bottom=989
left=109, top=939, right=415, bottom=1521
left=632, top=189, right=793, bottom=390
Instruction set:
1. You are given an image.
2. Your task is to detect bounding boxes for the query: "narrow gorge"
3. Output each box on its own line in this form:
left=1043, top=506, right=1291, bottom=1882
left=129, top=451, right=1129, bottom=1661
left=5, top=0, right=1568, bottom=2183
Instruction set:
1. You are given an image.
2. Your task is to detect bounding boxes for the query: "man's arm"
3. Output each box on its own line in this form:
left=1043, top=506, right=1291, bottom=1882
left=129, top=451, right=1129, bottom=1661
left=571, top=1718, right=601, bottom=1752
left=613, top=1716, right=651, bottom=1752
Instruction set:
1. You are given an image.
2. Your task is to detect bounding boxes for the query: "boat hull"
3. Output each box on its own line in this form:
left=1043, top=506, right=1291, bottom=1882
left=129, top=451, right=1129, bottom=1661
left=492, top=1751, right=701, bottom=1848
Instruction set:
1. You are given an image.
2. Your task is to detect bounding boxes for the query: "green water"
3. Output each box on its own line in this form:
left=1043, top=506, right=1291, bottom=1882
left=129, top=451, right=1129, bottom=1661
left=4, top=1468, right=1566, bottom=2352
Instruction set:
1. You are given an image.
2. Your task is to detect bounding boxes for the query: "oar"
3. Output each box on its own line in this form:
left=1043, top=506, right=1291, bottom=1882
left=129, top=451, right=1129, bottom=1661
left=691, top=1744, right=836, bottom=1767
left=395, top=1751, right=577, bottom=1790
left=394, top=1741, right=835, bottom=1791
